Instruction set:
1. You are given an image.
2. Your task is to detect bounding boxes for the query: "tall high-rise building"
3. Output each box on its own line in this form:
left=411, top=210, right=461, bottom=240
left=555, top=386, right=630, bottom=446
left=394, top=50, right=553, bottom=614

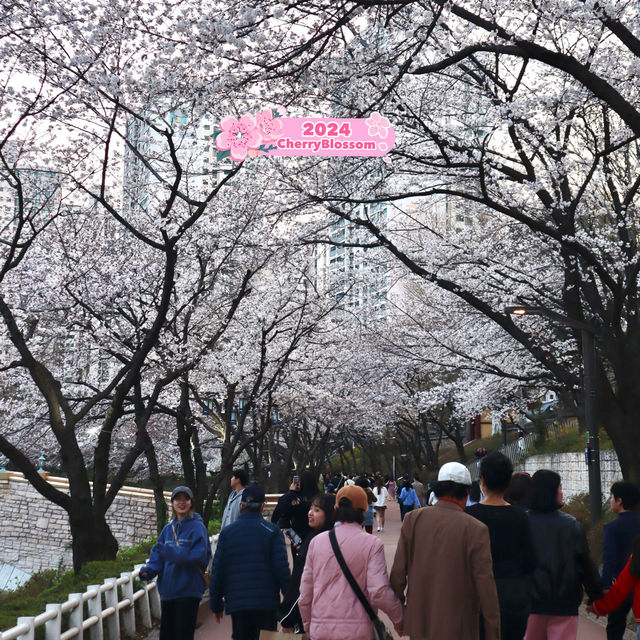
left=314, top=201, right=390, bottom=320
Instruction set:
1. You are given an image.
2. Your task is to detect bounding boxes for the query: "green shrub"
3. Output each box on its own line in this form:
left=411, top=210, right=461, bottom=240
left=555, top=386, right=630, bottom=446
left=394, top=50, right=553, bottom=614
left=562, top=492, right=615, bottom=565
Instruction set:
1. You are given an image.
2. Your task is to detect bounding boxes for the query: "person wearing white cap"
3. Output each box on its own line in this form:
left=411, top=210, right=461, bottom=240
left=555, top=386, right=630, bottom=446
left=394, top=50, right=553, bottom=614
left=390, top=461, right=501, bottom=640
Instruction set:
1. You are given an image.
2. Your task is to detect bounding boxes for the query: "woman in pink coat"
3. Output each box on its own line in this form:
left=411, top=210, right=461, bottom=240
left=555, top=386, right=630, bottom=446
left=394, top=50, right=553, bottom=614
left=299, top=485, right=403, bottom=640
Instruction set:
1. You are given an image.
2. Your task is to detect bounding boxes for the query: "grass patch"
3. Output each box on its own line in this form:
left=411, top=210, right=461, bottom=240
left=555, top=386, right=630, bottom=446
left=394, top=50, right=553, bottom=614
left=0, top=538, right=156, bottom=634
left=528, top=428, right=613, bottom=457
left=438, top=431, right=521, bottom=466
left=0, top=504, right=222, bottom=635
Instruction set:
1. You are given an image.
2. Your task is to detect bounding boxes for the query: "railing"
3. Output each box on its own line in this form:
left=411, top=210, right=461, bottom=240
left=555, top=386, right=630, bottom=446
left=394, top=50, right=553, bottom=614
left=467, top=433, right=537, bottom=481
left=0, top=496, right=283, bottom=640
left=0, top=564, right=160, bottom=640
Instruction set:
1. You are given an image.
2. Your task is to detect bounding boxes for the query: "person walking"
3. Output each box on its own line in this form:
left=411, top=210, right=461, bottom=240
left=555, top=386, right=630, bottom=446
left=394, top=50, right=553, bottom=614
left=386, top=475, right=396, bottom=501
left=589, top=534, right=640, bottom=639
left=390, top=461, right=500, bottom=640
left=271, top=470, right=318, bottom=557
left=412, top=473, right=426, bottom=507
left=279, top=493, right=336, bottom=633
left=505, top=472, right=532, bottom=509
left=299, top=485, right=404, bottom=640
left=221, top=468, right=248, bottom=530
left=139, top=486, right=210, bottom=640
left=466, top=452, right=537, bottom=640
left=356, top=477, right=376, bottom=534
left=372, top=477, right=389, bottom=532
left=524, top=469, right=603, bottom=640
left=601, top=481, right=640, bottom=640
left=398, top=479, right=421, bottom=521
left=209, top=484, right=290, bottom=640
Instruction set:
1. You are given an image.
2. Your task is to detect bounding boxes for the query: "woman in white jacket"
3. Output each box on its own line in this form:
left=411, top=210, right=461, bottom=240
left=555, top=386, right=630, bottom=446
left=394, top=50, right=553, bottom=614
left=372, top=477, right=388, bottom=532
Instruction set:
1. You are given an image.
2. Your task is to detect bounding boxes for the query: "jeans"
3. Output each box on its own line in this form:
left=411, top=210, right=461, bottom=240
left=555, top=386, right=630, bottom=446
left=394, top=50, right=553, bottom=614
left=159, top=597, right=200, bottom=640
left=231, top=609, right=277, bottom=640
left=607, top=594, right=633, bottom=640
left=400, top=504, right=414, bottom=521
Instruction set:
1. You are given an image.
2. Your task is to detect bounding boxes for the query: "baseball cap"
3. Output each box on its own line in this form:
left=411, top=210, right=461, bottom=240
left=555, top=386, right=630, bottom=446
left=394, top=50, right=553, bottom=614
left=438, top=462, right=472, bottom=486
left=335, top=485, right=369, bottom=512
left=241, top=484, right=265, bottom=506
left=171, top=485, right=194, bottom=500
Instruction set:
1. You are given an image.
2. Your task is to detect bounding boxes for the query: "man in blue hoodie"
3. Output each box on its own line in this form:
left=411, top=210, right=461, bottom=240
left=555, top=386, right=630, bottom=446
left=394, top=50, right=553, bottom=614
left=139, top=485, right=211, bottom=640
left=210, top=483, right=290, bottom=640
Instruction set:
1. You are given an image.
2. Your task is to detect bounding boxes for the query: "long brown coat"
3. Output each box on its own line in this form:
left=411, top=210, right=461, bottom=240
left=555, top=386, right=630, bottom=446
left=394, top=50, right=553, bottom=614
left=390, top=500, right=501, bottom=640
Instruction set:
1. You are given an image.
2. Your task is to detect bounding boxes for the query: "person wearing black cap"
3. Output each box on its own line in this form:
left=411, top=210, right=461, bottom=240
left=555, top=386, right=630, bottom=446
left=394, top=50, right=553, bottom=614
left=139, top=486, right=211, bottom=640
left=209, top=483, right=290, bottom=640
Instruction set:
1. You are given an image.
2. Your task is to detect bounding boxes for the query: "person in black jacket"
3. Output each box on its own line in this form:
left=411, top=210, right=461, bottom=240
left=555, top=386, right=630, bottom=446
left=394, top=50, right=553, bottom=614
left=466, top=452, right=536, bottom=640
left=602, top=481, right=640, bottom=640
left=209, top=484, right=290, bottom=640
left=278, top=493, right=336, bottom=633
left=271, top=470, right=318, bottom=557
left=525, top=470, right=603, bottom=640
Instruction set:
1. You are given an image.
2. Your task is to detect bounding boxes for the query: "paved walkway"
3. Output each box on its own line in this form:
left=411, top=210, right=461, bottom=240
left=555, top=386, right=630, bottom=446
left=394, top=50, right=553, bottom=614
left=143, top=500, right=628, bottom=639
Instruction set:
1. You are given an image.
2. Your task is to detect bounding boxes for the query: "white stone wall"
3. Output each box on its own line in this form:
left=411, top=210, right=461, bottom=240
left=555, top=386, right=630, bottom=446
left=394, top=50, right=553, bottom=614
left=517, top=449, right=623, bottom=500
left=0, top=478, right=165, bottom=574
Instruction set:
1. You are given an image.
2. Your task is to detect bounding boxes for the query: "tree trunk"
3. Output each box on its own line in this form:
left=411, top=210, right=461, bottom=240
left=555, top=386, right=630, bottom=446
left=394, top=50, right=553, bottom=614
left=144, top=438, right=168, bottom=533
left=69, top=502, right=119, bottom=572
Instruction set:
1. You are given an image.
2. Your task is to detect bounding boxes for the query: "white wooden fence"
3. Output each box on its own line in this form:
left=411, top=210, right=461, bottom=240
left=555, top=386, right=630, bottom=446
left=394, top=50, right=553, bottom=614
left=0, top=564, right=160, bottom=640
left=0, top=497, right=281, bottom=640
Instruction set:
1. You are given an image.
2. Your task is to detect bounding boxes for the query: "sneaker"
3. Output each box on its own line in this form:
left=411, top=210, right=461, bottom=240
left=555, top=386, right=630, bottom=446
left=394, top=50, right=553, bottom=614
left=377, top=527, right=381, bottom=532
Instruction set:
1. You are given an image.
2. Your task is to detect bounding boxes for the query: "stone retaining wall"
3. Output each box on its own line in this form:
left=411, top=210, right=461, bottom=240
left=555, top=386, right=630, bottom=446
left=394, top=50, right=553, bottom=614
left=517, top=449, right=623, bottom=500
left=0, top=474, right=165, bottom=574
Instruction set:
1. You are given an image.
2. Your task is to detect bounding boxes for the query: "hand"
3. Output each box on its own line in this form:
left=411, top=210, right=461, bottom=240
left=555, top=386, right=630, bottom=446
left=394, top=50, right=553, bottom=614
left=139, top=570, right=147, bottom=579
left=280, top=628, right=293, bottom=634
left=394, top=623, right=404, bottom=636
left=289, top=481, right=299, bottom=491
left=214, top=611, right=223, bottom=623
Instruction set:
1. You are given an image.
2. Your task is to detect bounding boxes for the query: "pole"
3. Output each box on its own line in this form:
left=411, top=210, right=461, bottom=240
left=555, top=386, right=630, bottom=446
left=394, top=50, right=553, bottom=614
left=392, top=455, right=396, bottom=481
left=582, top=329, right=601, bottom=523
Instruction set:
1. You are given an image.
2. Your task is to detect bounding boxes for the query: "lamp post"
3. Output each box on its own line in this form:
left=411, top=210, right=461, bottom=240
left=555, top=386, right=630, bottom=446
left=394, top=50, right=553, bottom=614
left=505, top=305, right=601, bottom=522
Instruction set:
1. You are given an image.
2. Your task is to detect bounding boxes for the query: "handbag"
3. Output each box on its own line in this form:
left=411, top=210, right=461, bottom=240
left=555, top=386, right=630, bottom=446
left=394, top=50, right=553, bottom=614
left=328, top=529, right=394, bottom=640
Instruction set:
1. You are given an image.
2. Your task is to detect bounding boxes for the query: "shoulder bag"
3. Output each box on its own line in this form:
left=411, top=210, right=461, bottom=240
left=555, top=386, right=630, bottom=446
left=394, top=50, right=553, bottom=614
left=328, top=529, right=394, bottom=640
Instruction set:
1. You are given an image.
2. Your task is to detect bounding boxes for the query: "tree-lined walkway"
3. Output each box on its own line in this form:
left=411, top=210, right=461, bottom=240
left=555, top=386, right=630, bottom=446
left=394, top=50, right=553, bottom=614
left=143, top=500, right=621, bottom=639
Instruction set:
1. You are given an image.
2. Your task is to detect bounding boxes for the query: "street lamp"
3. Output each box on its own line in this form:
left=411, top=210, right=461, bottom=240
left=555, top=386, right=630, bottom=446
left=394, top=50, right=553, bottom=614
left=505, top=305, right=602, bottom=523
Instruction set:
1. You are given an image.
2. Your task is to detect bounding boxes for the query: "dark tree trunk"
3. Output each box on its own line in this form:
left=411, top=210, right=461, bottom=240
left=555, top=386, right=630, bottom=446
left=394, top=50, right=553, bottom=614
left=69, top=501, right=119, bottom=573
left=144, top=438, right=168, bottom=533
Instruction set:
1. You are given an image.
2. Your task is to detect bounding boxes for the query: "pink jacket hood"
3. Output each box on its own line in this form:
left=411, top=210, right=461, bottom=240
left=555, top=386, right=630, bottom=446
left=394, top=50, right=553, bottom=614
left=299, top=522, right=403, bottom=640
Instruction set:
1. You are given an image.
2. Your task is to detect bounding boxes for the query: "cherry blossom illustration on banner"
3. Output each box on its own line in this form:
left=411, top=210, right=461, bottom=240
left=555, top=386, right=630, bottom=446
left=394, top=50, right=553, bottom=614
left=216, top=114, right=264, bottom=162
left=215, top=109, right=395, bottom=160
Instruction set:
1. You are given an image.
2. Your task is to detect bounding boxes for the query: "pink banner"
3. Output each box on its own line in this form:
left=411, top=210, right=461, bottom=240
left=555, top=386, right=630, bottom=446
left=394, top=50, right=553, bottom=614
left=215, top=109, right=394, bottom=161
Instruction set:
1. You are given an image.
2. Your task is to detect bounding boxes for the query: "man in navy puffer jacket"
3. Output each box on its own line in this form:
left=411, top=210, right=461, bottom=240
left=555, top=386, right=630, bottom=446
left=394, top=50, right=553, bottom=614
left=210, top=484, right=290, bottom=640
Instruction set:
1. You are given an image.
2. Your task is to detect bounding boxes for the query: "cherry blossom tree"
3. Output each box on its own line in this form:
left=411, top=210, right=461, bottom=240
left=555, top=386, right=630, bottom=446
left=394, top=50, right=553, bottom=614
left=219, top=0, right=640, bottom=480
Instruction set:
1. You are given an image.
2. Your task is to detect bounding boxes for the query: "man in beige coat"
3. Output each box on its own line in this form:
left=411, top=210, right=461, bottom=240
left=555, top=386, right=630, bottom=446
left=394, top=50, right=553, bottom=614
left=390, top=462, right=501, bottom=640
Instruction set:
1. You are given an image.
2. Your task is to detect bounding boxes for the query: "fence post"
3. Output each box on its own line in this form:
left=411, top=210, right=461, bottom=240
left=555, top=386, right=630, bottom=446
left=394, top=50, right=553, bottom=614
left=103, top=578, right=120, bottom=640
left=120, top=572, right=136, bottom=637
left=16, top=617, right=35, bottom=640
left=68, top=593, right=84, bottom=640
left=134, top=565, right=152, bottom=629
left=87, top=586, right=103, bottom=640
left=45, top=603, right=63, bottom=640
left=148, top=582, right=161, bottom=620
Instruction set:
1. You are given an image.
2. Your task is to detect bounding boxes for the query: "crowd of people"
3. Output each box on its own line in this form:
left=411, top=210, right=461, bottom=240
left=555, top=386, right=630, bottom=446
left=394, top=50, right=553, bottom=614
left=137, top=460, right=640, bottom=640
